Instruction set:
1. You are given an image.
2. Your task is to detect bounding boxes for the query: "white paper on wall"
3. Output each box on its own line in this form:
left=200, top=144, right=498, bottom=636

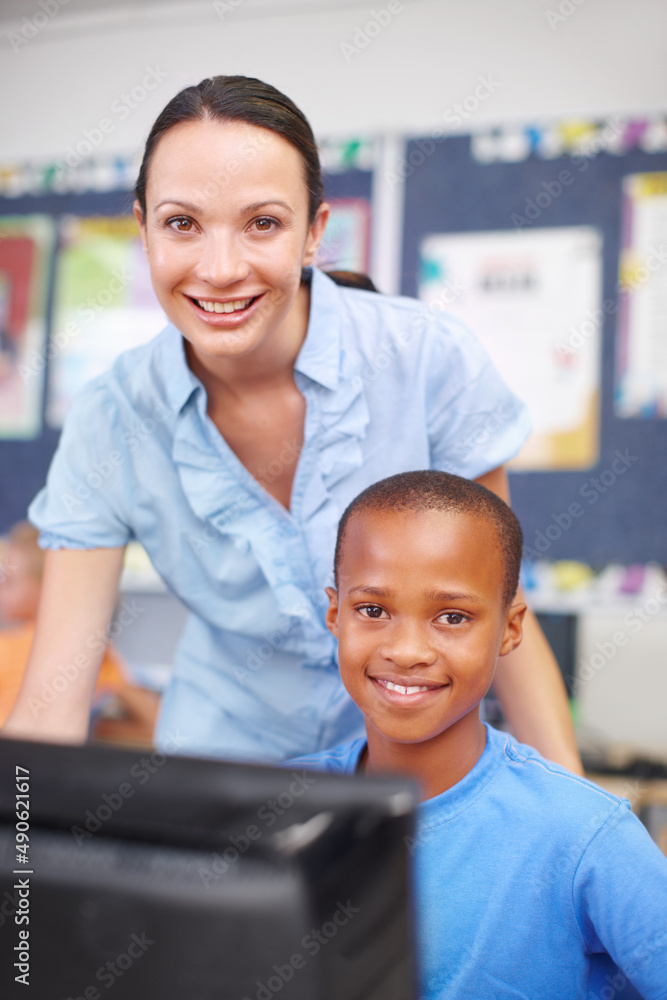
left=419, top=226, right=603, bottom=470
left=615, top=172, right=667, bottom=417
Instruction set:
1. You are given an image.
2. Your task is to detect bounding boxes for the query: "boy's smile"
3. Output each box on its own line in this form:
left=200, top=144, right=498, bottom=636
left=326, top=506, right=525, bottom=791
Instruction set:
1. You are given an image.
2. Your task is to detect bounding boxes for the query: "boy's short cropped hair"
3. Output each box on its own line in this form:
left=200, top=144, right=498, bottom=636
left=334, top=470, right=523, bottom=608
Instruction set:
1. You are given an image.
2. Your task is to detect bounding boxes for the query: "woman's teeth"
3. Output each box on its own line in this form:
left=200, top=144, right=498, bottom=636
left=380, top=679, right=431, bottom=695
left=196, top=297, right=253, bottom=313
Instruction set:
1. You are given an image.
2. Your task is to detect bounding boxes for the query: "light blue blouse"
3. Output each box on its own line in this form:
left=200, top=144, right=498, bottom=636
left=29, top=268, right=530, bottom=761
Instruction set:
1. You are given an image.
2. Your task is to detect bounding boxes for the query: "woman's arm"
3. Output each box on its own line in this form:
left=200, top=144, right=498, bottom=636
left=475, top=466, right=584, bottom=775
left=2, top=546, right=126, bottom=744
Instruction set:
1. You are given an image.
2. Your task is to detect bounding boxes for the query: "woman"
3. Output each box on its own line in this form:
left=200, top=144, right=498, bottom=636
left=3, top=76, right=581, bottom=772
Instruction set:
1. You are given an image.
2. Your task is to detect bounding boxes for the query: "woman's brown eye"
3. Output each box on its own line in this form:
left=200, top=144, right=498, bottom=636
left=255, top=218, right=273, bottom=231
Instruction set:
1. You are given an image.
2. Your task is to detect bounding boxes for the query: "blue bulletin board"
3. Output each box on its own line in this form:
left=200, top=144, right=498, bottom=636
left=2, top=121, right=667, bottom=566
left=0, top=188, right=133, bottom=533
left=401, top=124, right=667, bottom=565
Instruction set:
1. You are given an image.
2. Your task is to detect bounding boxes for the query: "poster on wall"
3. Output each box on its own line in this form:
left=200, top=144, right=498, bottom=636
left=0, top=215, right=54, bottom=439
left=615, top=172, right=667, bottom=417
left=419, top=226, right=602, bottom=471
left=315, top=198, right=371, bottom=273
left=47, top=215, right=167, bottom=428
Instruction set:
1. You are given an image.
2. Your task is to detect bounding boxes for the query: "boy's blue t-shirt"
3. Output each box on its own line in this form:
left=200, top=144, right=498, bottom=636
left=291, top=724, right=667, bottom=999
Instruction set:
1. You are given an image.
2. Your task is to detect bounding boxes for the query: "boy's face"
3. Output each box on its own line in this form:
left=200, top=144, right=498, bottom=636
left=326, top=507, right=525, bottom=748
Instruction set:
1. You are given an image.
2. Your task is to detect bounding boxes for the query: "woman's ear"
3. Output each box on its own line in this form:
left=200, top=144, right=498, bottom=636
left=302, top=202, right=330, bottom=266
left=499, top=602, right=526, bottom=656
left=133, top=200, right=148, bottom=254
left=325, top=586, right=339, bottom=639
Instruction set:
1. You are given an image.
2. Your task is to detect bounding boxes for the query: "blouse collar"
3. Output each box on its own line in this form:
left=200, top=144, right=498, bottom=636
left=159, top=266, right=344, bottom=411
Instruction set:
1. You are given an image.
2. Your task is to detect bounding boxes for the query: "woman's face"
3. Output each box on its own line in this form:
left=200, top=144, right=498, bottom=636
left=134, top=119, right=328, bottom=368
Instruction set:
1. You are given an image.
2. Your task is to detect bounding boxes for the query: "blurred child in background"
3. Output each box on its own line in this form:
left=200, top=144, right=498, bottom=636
left=0, top=521, right=159, bottom=745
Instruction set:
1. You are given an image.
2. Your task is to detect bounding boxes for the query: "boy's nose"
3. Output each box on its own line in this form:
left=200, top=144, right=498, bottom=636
left=379, top=622, right=438, bottom=670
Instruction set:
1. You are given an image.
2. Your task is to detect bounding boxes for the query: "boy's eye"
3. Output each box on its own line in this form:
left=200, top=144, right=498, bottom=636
left=358, top=605, right=387, bottom=619
left=437, top=612, right=468, bottom=625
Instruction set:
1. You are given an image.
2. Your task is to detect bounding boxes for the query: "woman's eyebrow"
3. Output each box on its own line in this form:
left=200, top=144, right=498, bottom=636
left=240, top=200, right=295, bottom=215
left=155, top=199, right=202, bottom=213
left=153, top=199, right=295, bottom=216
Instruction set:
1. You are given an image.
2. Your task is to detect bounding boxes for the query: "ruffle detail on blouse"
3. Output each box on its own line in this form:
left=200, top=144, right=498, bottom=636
left=298, top=351, right=370, bottom=513
left=171, top=393, right=327, bottom=655
left=295, top=350, right=371, bottom=591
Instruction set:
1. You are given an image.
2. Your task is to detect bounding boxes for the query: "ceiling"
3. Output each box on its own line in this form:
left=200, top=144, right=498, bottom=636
left=0, top=0, right=372, bottom=24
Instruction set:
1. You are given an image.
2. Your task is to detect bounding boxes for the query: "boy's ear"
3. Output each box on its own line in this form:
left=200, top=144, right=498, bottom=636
left=499, top=602, right=526, bottom=656
left=325, top=586, right=339, bottom=638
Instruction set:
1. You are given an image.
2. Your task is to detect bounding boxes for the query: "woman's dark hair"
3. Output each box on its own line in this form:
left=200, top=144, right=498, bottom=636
left=325, top=270, right=378, bottom=292
left=135, top=75, right=324, bottom=222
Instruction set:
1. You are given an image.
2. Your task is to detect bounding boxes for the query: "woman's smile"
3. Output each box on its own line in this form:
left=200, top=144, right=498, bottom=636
left=134, top=119, right=328, bottom=371
left=192, top=295, right=257, bottom=313
left=184, top=291, right=266, bottom=327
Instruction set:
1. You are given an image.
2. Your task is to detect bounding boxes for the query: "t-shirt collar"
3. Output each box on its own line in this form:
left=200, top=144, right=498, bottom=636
left=417, top=723, right=504, bottom=826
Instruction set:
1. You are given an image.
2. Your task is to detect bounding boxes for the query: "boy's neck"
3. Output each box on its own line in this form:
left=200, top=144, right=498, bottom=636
left=363, top=713, right=487, bottom=801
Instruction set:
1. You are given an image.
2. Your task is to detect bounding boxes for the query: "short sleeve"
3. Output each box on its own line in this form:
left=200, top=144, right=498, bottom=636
left=424, top=313, right=531, bottom=480
left=29, top=380, right=133, bottom=550
left=574, top=801, right=667, bottom=999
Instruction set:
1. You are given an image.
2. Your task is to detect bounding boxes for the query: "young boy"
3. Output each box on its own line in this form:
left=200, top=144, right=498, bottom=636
left=292, top=471, right=667, bottom=999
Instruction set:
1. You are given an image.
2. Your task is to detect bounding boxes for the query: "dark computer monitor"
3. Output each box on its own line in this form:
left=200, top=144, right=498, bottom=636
left=0, top=738, right=418, bottom=1000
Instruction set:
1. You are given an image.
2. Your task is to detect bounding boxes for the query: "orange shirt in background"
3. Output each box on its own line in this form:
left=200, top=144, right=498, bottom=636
left=0, top=622, right=126, bottom=728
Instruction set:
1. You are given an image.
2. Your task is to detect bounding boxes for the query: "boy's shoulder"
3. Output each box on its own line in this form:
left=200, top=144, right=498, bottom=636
left=287, top=737, right=366, bottom=775
left=417, top=724, right=632, bottom=845
left=488, top=724, right=625, bottom=810
left=289, top=726, right=628, bottom=820
left=414, top=730, right=667, bottom=998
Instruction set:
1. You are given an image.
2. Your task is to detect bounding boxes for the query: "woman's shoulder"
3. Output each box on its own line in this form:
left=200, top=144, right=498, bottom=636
left=327, top=273, right=428, bottom=322
left=316, top=268, right=484, bottom=355
left=65, top=325, right=186, bottom=420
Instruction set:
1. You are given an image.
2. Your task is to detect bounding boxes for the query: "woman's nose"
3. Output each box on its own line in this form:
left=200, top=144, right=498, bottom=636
left=194, top=232, right=251, bottom=288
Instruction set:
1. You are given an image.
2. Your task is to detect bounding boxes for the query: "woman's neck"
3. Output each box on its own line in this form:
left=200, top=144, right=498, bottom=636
left=186, top=280, right=311, bottom=401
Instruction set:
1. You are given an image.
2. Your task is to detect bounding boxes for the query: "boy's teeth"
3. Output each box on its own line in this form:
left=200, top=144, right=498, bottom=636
left=382, top=679, right=430, bottom=695
left=197, top=297, right=252, bottom=313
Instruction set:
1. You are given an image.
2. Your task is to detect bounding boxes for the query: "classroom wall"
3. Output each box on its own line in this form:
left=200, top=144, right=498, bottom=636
left=2, top=0, right=666, bottom=758
left=1, top=0, right=667, bottom=160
